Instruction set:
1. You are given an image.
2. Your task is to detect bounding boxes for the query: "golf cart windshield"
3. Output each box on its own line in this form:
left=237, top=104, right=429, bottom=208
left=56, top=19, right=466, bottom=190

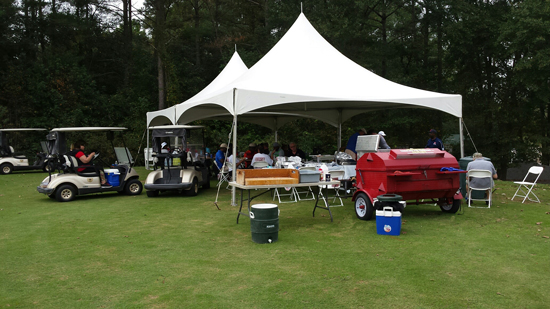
left=0, top=128, right=47, bottom=156
left=47, top=127, right=127, bottom=156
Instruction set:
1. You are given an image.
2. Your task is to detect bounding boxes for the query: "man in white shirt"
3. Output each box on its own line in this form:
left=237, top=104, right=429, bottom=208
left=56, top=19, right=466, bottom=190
left=251, top=148, right=273, bottom=166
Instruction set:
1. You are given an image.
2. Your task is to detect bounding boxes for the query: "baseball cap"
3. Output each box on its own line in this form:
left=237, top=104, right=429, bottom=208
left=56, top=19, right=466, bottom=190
left=428, top=129, right=437, bottom=134
left=220, top=143, right=228, bottom=148
left=161, top=142, right=167, bottom=148
left=378, top=131, right=386, bottom=136
left=273, top=142, right=280, bottom=147
left=359, top=128, right=367, bottom=134
left=249, top=143, right=257, bottom=147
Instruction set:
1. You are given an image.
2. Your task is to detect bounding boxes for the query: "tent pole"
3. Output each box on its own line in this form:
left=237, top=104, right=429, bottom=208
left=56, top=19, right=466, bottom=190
left=459, top=117, right=464, bottom=158
left=146, top=128, right=150, bottom=170
left=231, top=88, right=238, bottom=206
left=337, top=109, right=342, bottom=150
left=274, top=118, right=278, bottom=142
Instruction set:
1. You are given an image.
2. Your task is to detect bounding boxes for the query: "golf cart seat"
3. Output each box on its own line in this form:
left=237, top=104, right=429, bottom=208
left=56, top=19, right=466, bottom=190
left=63, top=155, right=100, bottom=177
left=9, top=146, right=27, bottom=159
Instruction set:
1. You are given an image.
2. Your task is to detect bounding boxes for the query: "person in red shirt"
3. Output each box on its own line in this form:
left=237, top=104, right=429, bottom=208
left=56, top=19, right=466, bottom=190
left=69, top=140, right=109, bottom=185
left=243, top=143, right=257, bottom=168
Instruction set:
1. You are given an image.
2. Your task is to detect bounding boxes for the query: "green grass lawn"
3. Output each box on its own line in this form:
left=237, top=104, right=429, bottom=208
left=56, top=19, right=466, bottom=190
left=1, top=167, right=549, bottom=308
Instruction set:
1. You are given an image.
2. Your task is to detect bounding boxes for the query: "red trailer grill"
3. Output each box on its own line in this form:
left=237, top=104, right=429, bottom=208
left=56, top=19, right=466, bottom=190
left=353, top=149, right=465, bottom=220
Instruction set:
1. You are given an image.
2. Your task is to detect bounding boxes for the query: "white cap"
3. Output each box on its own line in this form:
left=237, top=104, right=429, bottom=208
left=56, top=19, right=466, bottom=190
left=378, top=131, right=386, bottom=136
left=161, top=142, right=167, bottom=148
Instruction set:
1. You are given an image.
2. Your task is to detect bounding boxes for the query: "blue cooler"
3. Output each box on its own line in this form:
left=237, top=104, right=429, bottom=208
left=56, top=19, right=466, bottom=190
left=104, top=169, right=120, bottom=186
left=376, top=207, right=402, bottom=236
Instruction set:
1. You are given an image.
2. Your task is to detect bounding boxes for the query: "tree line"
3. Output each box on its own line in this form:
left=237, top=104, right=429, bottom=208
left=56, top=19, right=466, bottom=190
left=1, top=0, right=549, bottom=176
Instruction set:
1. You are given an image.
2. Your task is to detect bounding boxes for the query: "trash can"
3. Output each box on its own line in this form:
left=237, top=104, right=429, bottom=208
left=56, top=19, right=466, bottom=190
left=250, top=204, right=279, bottom=244
left=459, top=156, right=491, bottom=199
left=374, top=194, right=405, bottom=212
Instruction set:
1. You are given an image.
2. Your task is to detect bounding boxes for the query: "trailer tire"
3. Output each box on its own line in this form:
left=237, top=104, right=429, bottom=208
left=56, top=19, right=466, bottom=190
left=355, top=193, right=374, bottom=220
left=440, top=198, right=461, bottom=213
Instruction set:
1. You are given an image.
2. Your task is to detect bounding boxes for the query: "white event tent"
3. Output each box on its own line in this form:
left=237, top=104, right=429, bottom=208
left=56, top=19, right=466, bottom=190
left=147, top=13, right=464, bottom=205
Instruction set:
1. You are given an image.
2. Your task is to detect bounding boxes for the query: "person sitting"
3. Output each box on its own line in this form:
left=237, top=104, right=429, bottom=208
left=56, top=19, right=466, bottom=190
left=215, top=143, right=227, bottom=171
left=226, top=148, right=246, bottom=171
left=251, top=148, right=273, bottom=166
left=426, top=129, right=444, bottom=150
left=367, top=129, right=390, bottom=149
left=286, top=142, right=306, bottom=161
left=345, top=128, right=366, bottom=160
left=243, top=143, right=257, bottom=168
left=269, top=142, right=285, bottom=161
left=69, top=140, right=109, bottom=185
left=466, top=152, right=498, bottom=204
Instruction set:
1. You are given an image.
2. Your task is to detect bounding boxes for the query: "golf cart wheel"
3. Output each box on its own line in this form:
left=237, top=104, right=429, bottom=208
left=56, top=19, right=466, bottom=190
left=125, top=179, right=143, bottom=195
left=0, top=163, right=13, bottom=175
left=440, top=198, right=461, bottom=213
left=56, top=184, right=76, bottom=202
left=146, top=190, right=159, bottom=197
left=185, top=178, right=199, bottom=196
left=355, top=193, right=374, bottom=220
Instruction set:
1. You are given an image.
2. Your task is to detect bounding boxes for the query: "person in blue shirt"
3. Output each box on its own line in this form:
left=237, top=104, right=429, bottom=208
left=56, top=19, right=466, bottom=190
left=426, top=129, right=444, bottom=150
left=215, top=143, right=228, bottom=170
left=345, top=128, right=366, bottom=160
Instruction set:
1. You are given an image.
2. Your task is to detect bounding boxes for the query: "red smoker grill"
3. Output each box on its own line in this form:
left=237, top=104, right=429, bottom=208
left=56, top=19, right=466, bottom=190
left=352, top=149, right=465, bottom=220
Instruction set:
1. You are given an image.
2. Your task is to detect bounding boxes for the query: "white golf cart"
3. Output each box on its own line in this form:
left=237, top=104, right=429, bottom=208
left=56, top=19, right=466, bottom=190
left=0, top=128, right=51, bottom=175
left=144, top=125, right=210, bottom=197
left=37, top=127, right=143, bottom=202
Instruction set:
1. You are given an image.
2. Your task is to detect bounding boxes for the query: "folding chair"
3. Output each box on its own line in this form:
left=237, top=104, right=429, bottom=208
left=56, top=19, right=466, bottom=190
left=292, top=166, right=316, bottom=201
left=318, top=170, right=345, bottom=207
left=512, top=166, right=544, bottom=203
left=216, top=164, right=231, bottom=190
left=467, top=169, right=493, bottom=208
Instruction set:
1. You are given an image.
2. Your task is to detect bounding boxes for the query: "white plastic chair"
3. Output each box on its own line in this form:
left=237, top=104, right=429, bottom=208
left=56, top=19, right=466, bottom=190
left=318, top=170, right=345, bottom=207
left=252, top=161, right=270, bottom=169
left=467, top=169, right=493, bottom=208
left=512, top=166, right=544, bottom=203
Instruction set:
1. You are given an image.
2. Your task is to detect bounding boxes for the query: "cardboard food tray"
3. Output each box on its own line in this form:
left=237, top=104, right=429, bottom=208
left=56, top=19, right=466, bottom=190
left=237, top=169, right=299, bottom=186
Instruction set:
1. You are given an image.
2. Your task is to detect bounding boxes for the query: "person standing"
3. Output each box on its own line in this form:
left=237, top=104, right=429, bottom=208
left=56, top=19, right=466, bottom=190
left=426, top=129, right=444, bottom=150
left=345, top=128, right=366, bottom=160
left=215, top=143, right=227, bottom=170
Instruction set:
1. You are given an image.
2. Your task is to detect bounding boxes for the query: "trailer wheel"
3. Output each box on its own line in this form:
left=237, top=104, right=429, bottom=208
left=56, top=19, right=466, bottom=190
left=440, top=198, right=461, bottom=213
left=1, top=163, right=13, bottom=175
left=355, top=193, right=374, bottom=220
left=146, top=190, right=159, bottom=197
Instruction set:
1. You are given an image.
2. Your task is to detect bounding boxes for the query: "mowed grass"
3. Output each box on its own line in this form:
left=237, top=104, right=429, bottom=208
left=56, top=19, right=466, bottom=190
left=1, top=167, right=549, bottom=308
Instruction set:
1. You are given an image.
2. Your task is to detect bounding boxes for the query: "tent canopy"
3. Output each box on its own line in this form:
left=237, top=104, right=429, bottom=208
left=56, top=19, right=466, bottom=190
left=174, top=13, right=461, bottom=127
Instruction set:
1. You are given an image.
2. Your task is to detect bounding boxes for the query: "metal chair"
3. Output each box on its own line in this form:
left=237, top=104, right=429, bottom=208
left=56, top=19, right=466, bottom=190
left=467, top=169, right=493, bottom=208
left=512, top=166, right=544, bottom=203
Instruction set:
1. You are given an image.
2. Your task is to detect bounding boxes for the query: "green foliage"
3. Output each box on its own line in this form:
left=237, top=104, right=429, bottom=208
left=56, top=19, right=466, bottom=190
left=1, top=0, right=550, bottom=174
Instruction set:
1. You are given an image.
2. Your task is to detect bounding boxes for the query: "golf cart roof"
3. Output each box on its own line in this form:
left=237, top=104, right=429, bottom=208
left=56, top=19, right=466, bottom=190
left=0, top=128, right=47, bottom=132
left=148, top=125, right=204, bottom=130
left=50, top=127, right=127, bottom=132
